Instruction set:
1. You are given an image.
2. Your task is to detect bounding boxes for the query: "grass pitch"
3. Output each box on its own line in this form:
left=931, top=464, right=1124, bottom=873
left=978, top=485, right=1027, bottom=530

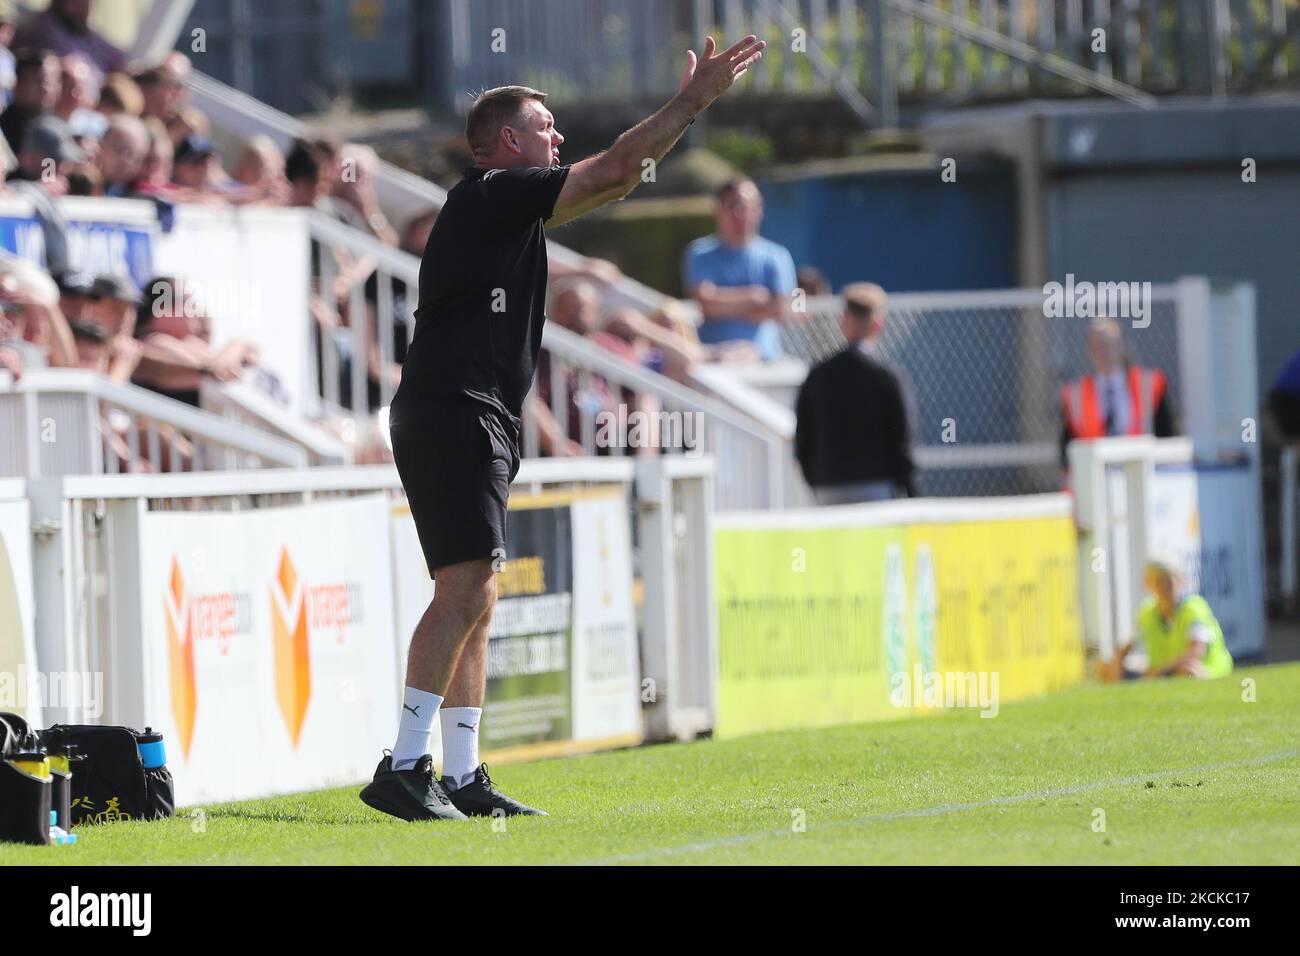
left=5, top=664, right=1298, bottom=866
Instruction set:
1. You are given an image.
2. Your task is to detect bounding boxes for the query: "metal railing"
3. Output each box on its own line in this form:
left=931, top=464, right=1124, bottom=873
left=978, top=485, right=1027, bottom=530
left=29, top=457, right=718, bottom=739
left=198, top=378, right=350, bottom=467
left=304, top=210, right=792, bottom=510
left=531, top=324, right=792, bottom=510
left=0, top=368, right=307, bottom=478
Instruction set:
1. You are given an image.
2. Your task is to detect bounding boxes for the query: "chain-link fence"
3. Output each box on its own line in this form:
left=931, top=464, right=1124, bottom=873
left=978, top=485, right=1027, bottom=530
left=781, top=290, right=1184, bottom=497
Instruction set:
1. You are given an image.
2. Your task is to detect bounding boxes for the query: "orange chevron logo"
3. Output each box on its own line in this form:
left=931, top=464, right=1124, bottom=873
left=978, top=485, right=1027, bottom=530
left=270, top=547, right=312, bottom=747
left=163, top=555, right=197, bottom=759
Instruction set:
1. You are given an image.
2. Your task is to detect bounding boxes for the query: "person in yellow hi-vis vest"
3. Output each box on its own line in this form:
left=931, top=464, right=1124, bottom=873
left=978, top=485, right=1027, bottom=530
left=1115, top=554, right=1233, bottom=679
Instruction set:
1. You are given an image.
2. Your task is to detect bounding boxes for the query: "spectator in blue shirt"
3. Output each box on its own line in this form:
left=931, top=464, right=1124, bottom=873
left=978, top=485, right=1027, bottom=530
left=682, top=177, right=796, bottom=361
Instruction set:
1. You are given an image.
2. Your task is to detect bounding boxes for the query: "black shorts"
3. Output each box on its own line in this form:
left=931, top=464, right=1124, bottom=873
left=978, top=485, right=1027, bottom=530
left=389, top=393, right=521, bottom=578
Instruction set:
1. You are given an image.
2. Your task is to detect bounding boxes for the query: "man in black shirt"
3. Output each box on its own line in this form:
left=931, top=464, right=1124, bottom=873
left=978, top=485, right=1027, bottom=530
left=361, top=34, right=767, bottom=822
left=795, top=283, right=918, bottom=505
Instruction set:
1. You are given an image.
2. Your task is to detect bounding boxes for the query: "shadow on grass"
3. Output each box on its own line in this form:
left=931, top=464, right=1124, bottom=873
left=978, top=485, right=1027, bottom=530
left=194, top=802, right=380, bottom=827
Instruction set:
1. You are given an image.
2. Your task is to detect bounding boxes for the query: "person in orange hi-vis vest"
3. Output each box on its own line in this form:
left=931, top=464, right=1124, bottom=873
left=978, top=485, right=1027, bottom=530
left=1059, top=317, right=1176, bottom=480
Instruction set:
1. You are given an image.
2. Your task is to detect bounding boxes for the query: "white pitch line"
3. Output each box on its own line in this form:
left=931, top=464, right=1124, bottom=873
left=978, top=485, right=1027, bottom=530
left=579, top=749, right=1300, bottom=865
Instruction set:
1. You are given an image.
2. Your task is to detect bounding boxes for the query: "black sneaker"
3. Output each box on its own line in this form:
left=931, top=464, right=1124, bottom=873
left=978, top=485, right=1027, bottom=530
left=359, top=753, right=467, bottom=821
left=443, top=764, right=548, bottom=817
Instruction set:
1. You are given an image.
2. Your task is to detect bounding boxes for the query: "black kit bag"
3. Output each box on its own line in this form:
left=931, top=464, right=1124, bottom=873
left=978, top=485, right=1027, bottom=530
left=0, top=712, right=51, bottom=845
left=42, top=724, right=175, bottom=827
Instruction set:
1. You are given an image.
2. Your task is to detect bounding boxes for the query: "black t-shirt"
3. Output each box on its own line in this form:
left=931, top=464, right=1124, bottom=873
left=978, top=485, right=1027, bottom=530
left=400, top=164, right=570, bottom=422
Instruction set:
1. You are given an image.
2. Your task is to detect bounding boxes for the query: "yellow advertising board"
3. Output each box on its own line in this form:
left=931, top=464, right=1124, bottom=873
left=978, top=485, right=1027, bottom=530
left=713, top=497, right=1084, bottom=738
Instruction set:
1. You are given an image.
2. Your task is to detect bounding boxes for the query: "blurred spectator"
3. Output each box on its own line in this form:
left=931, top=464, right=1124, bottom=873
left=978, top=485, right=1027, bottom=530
left=170, top=133, right=218, bottom=192
left=287, top=136, right=368, bottom=230
left=56, top=270, right=93, bottom=321
left=796, top=265, right=831, bottom=297
left=683, top=177, right=796, bottom=362
left=650, top=298, right=699, bottom=342
left=1, top=49, right=60, bottom=152
left=87, top=274, right=143, bottom=383
left=61, top=156, right=98, bottom=195
left=0, top=3, right=17, bottom=110
left=0, top=253, right=76, bottom=369
left=14, top=0, right=125, bottom=85
left=158, top=51, right=191, bottom=89
left=602, top=303, right=703, bottom=384
left=6, top=117, right=81, bottom=278
left=98, top=112, right=146, bottom=195
left=9, top=113, right=83, bottom=186
left=360, top=209, right=437, bottom=410
left=135, top=60, right=186, bottom=124
left=96, top=71, right=142, bottom=117
left=55, top=52, right=103, bottom=139
left=335, top=143, right=398, bottom=245
left=1112, top=553, right=1234, bottom=680
left=1059, top=316, right=1175, bottom=472
left=1268, top=346, right=1300, bottom=440
left=795, top=283, right=917, bottom=504
left=162, top=104, right=208, bottom=149
left=534, top=280, right=617, bottom=455
left=129, top=117, right=179, bottom=198
left=549, top=251, right=623, bottom=287
left=131, top=275, right=259, bottom=406
left=232, top=134, right=288, bottom=203
left=288, top=137, right=378, bottom=410
left=401, top=208, right=437, bottom=255
left=173, top=133, right=282, bottom=205
left=68, top=314, right=106, bottom=368
left=88, top=273, right=137, bottom=336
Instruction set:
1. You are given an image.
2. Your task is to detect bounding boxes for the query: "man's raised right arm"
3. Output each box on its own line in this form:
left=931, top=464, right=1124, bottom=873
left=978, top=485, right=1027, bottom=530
left=547, top=35, right=765, bottom=228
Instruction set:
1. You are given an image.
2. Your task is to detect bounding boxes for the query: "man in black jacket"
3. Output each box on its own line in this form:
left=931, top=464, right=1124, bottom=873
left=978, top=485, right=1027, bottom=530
left=795, top=283, right=917, bottom=504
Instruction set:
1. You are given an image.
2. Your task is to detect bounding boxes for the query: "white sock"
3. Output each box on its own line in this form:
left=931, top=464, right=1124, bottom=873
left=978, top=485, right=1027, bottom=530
left=440, top=707, right=482, bottom=789
left=391, top=687, right=443, bottom=771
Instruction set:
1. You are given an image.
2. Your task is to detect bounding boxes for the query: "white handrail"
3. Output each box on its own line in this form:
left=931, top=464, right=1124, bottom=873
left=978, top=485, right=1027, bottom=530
left=58, top=457, right=636, bottom=501
left=1, top=368, right=307, bottom=472
left=541, top=324, right=781, bottom=442
left=199, top=378, right=350, bottom=466
left=538, top=323, right=790, bottom=509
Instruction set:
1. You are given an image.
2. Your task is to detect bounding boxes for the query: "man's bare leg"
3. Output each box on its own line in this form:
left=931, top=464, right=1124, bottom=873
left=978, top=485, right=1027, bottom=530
left=432, top=593, right=546, bottom=815
left=443, top=611, right=491, bottom=707
left=389, top=558, right=495, bottom=770
left=440, top=609, right=492, bottom=788
left=405, top=559, right=496, bottom=695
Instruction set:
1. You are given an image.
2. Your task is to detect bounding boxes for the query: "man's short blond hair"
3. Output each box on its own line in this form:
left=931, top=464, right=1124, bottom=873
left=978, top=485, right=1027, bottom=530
left=1145, top=552, right=1185, bottom=583
left=465, top=85, right=547, bottom=155
left=842, top=282, right=887, bottom=321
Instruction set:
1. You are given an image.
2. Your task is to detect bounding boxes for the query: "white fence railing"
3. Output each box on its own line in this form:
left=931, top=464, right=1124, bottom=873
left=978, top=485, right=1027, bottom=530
left=19, top=457, right=717, bottom=743
left=0, top=368, right=308, bottom=478
left=198, top=379, right=350, bottom=467
left=305, top=211, right=793, bottom=510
